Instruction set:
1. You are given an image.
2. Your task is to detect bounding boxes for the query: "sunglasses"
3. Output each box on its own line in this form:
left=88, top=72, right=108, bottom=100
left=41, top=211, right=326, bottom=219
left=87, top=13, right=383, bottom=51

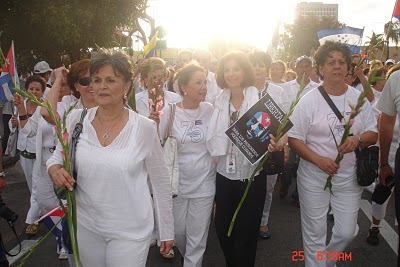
left=77, top=77, right=92, bottom=86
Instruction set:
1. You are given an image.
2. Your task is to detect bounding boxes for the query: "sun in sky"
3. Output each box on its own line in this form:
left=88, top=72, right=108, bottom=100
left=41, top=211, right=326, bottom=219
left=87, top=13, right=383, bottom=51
left=147, top=0, right=297, bottom=49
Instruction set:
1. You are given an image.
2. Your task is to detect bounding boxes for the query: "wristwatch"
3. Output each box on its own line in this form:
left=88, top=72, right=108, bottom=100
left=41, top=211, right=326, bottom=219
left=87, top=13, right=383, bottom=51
left=0, top=172, right=6, bottom=178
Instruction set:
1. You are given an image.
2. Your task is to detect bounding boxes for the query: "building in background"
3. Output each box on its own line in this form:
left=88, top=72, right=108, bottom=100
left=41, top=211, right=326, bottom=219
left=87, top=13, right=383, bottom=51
left=295, top=2, right=338, bottom=20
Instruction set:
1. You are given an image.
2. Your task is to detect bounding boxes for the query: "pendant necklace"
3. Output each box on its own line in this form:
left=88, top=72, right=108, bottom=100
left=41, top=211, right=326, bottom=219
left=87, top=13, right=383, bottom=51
left=181, top=101, right=201, bottom=121
left=98, top=109, right=125, bottom=140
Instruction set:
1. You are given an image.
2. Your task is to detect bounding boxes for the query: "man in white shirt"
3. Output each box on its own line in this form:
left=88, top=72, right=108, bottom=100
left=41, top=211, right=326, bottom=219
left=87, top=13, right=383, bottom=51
left=193, top=49, right=221, bottom=104
left=282, top=55, right=319, bottom=104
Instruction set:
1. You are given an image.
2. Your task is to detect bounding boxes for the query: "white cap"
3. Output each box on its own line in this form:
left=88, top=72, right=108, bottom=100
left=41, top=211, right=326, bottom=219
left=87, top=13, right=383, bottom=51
left=385, top=59, right=395, bottom=65
left=33, top=61, right=53, bottom=74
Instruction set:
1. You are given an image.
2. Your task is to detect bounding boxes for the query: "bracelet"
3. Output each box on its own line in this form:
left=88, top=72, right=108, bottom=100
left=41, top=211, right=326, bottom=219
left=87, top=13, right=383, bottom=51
left=380, top=164, right=390, bottom=169
left=19, top=115, right=28, bottom=120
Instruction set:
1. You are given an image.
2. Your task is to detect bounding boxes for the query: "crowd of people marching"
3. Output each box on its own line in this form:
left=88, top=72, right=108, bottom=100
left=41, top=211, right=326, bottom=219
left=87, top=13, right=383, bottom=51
left=1, top=40, right=400, bottom=267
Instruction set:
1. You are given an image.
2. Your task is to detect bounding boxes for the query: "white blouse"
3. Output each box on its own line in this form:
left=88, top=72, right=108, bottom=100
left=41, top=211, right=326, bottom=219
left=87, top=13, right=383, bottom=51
left=47, top=107, right=174, bottom=242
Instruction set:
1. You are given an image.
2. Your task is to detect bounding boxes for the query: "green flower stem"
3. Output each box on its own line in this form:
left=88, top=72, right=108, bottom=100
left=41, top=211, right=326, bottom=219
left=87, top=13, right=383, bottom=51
left=227, top=74, right=306, bottom=237
left=18, top=215, right=65, bottom=266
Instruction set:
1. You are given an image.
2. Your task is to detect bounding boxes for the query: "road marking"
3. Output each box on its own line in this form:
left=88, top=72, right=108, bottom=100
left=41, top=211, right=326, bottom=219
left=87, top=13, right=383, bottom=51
left=6, top=239, right=41, bottom=265
left=360, top=199, right=398, bottom=255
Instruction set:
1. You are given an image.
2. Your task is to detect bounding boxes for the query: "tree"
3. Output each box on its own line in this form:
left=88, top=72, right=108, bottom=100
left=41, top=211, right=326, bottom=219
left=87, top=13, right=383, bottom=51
left=384, top=20, right=400, bottom=60
left=277, top=15, right=345, bottom=62
left=0, top=0, right=145, bottom=68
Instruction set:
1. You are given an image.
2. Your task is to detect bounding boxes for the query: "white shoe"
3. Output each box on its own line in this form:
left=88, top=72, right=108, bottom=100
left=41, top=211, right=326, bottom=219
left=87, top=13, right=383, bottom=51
left=162, top=248, right=174, bottom=259
left=59, top=247, right=68, bottom=260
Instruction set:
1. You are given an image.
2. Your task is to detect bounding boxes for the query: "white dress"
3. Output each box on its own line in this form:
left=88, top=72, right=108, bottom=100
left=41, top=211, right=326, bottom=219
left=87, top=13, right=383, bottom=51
left=47, top=107, right=174, bottom=241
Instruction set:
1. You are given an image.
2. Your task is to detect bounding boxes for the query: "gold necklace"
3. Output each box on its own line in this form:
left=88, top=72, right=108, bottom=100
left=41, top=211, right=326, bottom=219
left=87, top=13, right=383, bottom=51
left=98, top=109, right=126, bottom=140
left=181, top=101, right=201, bottom=121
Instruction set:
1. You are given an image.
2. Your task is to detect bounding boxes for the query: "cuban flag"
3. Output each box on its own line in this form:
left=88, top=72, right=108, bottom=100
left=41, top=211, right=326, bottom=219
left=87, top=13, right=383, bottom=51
left=143, top=31, right=158, bottom=58
left=317, top=27, right=364, bottom=54
left=246, top=111, right=271, bottom=142
left=0, top=41, right=18, bottom=103
left=394, top=0, right=400, bottom=20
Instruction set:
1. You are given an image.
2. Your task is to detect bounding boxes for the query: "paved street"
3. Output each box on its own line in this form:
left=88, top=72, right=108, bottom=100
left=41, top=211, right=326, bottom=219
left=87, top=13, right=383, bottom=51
left=0, top=161, right=397, bottom=266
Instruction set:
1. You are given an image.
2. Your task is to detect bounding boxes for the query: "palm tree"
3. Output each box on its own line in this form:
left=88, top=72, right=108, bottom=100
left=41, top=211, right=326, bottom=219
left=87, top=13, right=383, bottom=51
left=365, top=32, right=385, bottom=60
left=384, top=20, right=400, bottom=60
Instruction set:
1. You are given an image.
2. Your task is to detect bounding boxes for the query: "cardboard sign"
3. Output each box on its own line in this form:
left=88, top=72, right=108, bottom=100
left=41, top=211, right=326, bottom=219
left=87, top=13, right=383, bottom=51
left=225, top=93, right=293, bottom=165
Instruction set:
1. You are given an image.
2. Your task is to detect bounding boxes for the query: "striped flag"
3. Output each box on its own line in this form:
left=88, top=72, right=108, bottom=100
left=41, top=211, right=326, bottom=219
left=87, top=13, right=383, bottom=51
left=144, top=31, right=158, bottom=58
left=317, top=27, right=364, bottom=54
left=0, top=41, right=18, bottom=103
left=394, top=0, right=400, bottom=20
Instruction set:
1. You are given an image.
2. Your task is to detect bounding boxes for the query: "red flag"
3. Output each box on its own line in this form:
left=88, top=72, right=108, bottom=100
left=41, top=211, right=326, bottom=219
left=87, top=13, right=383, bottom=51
left=1, top=42, right=16, bottom=75
left=393, top=0, right=400, bottom=20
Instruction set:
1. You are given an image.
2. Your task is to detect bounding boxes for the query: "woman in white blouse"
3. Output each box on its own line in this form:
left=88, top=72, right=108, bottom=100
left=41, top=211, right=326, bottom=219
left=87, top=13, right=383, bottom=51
left=159, top=63, right=216, bottom=267
left=11, top=75, right=46, bottom=236
left=206, top=51, right=283, bottom=267
left=47, top=49, right=174, bottom=267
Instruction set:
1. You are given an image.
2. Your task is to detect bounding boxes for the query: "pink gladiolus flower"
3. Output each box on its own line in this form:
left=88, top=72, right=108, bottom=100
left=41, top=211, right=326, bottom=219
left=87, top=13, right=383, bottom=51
left=55, top=113, right=61, bottom=122
left=63, top=132, right=69, bottom=143
left=349, top=119, right=355, bottom=126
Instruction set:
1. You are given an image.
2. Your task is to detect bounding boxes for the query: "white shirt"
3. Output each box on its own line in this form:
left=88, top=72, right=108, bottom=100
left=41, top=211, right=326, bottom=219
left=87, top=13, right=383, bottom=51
left=282, top=79, right=319, bottom=104
left=47, top=108, right=174, bottom=241
left=10, top=100, right=37, bottom=153
left=205, top=71, right=221, bottom=104
left=135, top=89, right=182, bottom=117
left=159, top=102, right=216, bottom=197
left=288, top=85, right=377, bottom=187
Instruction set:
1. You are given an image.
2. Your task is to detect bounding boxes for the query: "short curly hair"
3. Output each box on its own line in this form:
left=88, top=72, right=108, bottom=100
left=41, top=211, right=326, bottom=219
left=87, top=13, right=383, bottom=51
left=314, top=41, right=352, bottom=80
left=216, top=51, right=255, bottom=89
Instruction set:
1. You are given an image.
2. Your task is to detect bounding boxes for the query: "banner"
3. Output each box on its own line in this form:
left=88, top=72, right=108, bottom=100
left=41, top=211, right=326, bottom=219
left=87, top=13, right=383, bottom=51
left=317, top=27, right=364, bottom=54
left=144, top=31, right=158, bottom=58
left=225, top=93, right=293, bottom=165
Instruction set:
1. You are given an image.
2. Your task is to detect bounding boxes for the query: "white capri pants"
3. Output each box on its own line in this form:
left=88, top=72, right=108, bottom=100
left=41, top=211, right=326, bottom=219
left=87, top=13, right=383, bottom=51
left=173, top=195, right=214, bottom=267
left=261, top=174, right=278, bottom=226
left=20, top=156, right=41, bottom=224
left=298, top=176, right=362, bottom=267
left=78, top=222, right=151, bottom=267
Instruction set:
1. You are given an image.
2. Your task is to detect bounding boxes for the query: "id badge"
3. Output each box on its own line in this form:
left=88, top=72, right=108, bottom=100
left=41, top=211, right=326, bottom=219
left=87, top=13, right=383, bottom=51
left=226, top=154, right=236, bottom=173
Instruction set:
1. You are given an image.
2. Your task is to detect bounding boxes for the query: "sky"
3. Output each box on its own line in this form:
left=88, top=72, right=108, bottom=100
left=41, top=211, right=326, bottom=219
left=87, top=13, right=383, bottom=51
left=142, top=0, right=397, bottom=50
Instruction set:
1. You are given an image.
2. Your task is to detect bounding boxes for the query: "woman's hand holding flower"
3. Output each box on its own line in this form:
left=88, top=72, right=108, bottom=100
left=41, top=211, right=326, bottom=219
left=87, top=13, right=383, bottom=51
left=268, top=134, right=284, bottom=152
left=50, top=166, right=75, bottom=191
left=316, top=156, right=339, bottom=177
left=149, top=111, right=161, bottom=125
left=53, top=67, right=69, bottom=81
left=13, top=94, right=24, bottom=110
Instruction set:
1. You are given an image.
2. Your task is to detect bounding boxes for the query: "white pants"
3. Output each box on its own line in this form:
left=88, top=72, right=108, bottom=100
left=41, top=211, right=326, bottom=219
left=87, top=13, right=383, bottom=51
left=298, top=177, right=362, bottom=267
left=78, top=223, right=150, bottom=267
left=371, top=183, right=394, bottom=221
left=261, top=174, right=278, bottom=226
left=20, top=156, right=41, bottom=224
left=173, top=195, right=214, bottom=267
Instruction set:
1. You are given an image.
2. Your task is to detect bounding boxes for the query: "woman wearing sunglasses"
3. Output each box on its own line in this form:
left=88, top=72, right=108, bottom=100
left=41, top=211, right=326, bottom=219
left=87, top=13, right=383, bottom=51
left=23, top=59, right=97, bottom=262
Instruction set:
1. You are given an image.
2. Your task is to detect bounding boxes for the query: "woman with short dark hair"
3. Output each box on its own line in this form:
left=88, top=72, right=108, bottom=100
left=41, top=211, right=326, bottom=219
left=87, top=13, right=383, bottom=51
left=288, top=41, right=377, bottom=266
left=47, top=49, right=174, bottom=266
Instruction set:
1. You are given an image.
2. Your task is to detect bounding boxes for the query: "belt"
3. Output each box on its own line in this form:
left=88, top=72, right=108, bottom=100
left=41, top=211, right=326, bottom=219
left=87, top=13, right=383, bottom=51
left=20, top=150, right=36, bottom=159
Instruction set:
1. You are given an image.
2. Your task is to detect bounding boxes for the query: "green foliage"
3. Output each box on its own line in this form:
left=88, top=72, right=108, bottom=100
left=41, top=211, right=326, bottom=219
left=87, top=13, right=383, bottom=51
left=277, top=15, right=345, bottom=62
left=0, top=0, right=144, bottom=67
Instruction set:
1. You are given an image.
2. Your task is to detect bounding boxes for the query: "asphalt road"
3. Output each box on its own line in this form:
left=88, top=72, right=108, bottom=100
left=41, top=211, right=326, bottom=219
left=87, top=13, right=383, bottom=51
left=0, top=161, right=397, bottom=266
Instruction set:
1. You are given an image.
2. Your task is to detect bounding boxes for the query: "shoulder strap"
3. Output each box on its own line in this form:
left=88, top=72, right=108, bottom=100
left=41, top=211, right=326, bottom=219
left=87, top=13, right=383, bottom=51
left=317, top=85, right=343, bottom=121
left=260, top=81, right=269, bottom=98
left=70, top=108, right=88, bottom=185
left=164, top=103, right=176, bottom=141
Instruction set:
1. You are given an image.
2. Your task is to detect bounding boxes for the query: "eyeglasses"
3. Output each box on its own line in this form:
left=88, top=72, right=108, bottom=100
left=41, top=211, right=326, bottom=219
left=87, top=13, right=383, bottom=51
left=77, top=77, right=92, bottom=86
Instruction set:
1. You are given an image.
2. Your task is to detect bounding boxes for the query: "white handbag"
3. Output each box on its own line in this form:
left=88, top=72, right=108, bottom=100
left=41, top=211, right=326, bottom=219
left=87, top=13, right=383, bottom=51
left=162, top=103, right=179, bottom=197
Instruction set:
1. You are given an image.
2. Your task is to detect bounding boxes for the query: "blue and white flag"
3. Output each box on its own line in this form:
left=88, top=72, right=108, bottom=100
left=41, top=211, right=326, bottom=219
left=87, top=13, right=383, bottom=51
left=317, top=27, right=364, bottom=54
left=0, top=41, right=19, bottom=103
